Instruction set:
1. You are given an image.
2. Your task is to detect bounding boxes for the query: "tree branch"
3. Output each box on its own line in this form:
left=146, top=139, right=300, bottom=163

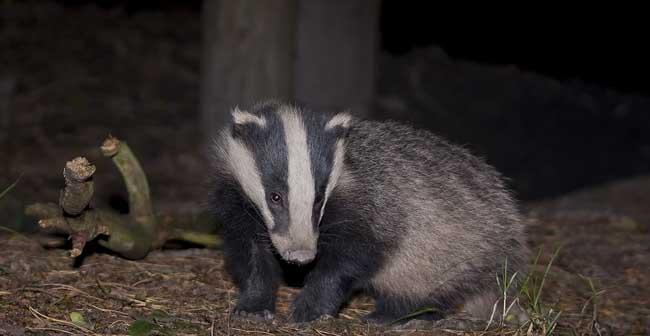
left=25, top=135, right=221, bottom=260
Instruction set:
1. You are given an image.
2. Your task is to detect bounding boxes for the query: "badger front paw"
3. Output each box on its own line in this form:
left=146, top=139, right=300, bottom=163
left=232, top=308, right=275, bottom=322
left=232, top=294, right=276, bottom=322
left=290, top=292, right=336, bottom=323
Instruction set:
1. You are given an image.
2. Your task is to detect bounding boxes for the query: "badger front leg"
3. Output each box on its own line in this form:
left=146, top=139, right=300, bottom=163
left=290, top=264, right=355, bottom=322
left=289, top=241, right=376, bottom=323
left=224, top=238, right=281, bottom=320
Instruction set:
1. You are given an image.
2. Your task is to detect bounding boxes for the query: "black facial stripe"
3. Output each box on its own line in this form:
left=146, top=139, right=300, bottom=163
left=231, top=104, right=290, bottom=234
left=303, top=109, right=343, bottom=227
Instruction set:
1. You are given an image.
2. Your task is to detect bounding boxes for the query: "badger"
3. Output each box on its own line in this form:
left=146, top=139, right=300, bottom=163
left=208, top=100, right=528, bottom=324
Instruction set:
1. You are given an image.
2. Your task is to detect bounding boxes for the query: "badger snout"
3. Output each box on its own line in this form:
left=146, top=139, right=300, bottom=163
left=270, top=231, right=318, bottom=265
left=283, top=249, right=316, bottom=265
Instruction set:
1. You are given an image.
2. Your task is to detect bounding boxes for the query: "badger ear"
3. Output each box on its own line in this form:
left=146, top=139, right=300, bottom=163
left=230, top=106, right=266, bottom=138
left=231, top=107, right=267, bottom=127
left=325, top=111, right=352, bottom=138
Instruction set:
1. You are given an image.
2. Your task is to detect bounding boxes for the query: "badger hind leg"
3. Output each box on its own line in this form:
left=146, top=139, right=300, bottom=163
left=363, top=277, right=503, bottom=326
left=459, top=290, right=499, bottom=320
left=460, top=290, right=530, bottom=326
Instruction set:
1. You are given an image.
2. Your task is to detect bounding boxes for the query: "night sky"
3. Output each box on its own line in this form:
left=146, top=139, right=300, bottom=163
left=380, top=2, right=650, bottom=95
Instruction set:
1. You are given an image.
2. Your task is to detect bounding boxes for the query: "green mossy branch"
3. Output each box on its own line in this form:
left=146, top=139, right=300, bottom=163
left=26, top=136, right=221, bottom=260
left=101, top=136, right=155, bottom=235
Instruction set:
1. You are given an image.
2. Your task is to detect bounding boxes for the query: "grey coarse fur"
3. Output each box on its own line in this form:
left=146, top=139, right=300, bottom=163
left=338, top=117, right=529, bottom=318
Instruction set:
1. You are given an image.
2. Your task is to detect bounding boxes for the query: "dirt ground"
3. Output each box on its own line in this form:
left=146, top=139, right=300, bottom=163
left=1, top=175, right=649, bottom=335
left=1, top=2, right=649, bottom=335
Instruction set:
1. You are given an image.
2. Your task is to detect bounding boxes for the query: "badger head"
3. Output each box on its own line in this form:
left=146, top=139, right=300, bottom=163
left=215, top=101, right=351, bottom=265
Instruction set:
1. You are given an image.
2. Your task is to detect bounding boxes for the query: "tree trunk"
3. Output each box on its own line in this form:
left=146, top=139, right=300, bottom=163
left=200, top=0, right=380, bottom=142
left=0, top=77, right=14, bottom=173
left=295, top=0, right=380, bottom=117
left=200, top=0, right=297, bottom=140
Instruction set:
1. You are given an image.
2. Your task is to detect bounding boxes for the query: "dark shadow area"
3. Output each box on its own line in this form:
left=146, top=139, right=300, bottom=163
left=380, top=2, right=650, bottom=95
left=378, top=2, right=650, bottom=200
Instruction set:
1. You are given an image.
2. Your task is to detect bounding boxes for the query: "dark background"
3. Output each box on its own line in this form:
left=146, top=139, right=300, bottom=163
left=380, top=3, right=650, bottom=95
left=56, top=0, right=650, bottom=94
left=2, top=0, right=649, bottom=206
left=376, top=4, right=650, bottom=199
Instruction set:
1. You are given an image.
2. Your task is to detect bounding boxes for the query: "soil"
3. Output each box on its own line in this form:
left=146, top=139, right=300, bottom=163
left=1, top=2, right=649, bottom=335
left=1, top=176, right=649, bottom=335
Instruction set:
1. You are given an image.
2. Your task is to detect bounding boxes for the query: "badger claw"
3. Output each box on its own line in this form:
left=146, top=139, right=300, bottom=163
left=290, top=313, right=334, bottom=327
left=232, top=309, right=275, bottom=323
left=290, top=301, right=334, bottom=323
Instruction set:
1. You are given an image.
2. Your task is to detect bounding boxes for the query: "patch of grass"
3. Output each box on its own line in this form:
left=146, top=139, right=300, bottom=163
left=128, top=319, right=158, bottom=336
left=576, top=274, right=607, bottom=335
left=516, top=246, right=563, bottom=335
left=0, top=175, right=21, bottom=201
left=485, top=256, right=521, bottom=330
left=484, top=246, right=567, bottom=335
left=0, top=175, right=31, bottom=238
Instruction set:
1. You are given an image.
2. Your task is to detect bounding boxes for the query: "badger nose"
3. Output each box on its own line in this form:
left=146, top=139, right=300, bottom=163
left=285, top=250, right=316, bottom=265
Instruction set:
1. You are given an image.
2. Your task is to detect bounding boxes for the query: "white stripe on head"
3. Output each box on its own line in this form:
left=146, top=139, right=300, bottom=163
left=319, top=139, right=346, bottom=222
left=279, top=107, right=316, bottom=248
left=232, top=106, right=267, bottom=127
left=325, top=112, right=352, bottom=130
left=222, top=134, right=275, bottom=229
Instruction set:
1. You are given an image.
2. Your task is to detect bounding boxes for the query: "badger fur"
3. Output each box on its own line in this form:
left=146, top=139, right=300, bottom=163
left=208, top=100, right=528, bottom=323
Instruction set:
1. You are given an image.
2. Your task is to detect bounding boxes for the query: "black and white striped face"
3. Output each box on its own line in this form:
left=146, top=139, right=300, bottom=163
left=216, top=102, right=351, bottom=265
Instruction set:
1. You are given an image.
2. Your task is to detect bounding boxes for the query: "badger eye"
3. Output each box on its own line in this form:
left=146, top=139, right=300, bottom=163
left=270, top=192, right=282, bottom=204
